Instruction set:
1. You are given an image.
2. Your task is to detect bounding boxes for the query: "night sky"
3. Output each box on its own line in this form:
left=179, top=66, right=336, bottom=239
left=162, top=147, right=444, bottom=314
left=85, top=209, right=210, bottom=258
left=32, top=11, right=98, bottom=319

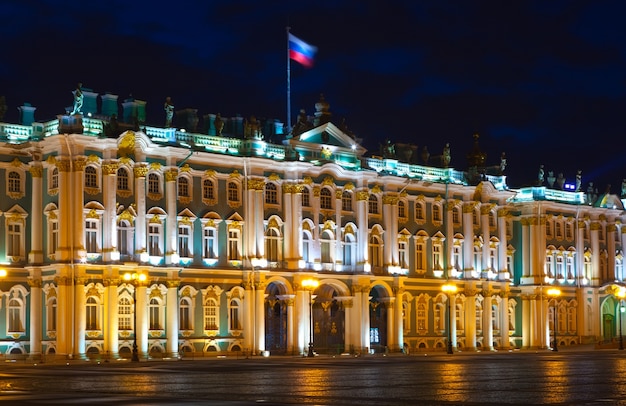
left=2, top=0, right=626, bottom=192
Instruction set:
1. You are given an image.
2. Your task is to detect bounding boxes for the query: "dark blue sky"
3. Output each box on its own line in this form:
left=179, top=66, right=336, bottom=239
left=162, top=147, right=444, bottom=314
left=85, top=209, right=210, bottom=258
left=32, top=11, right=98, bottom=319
left=2, top=0, right=626, bottom=191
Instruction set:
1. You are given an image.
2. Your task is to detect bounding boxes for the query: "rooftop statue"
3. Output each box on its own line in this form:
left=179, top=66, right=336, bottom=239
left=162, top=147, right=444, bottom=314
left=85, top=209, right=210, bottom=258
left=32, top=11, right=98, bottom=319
left=442, top=143, right=451, bottom=168
left=70, top=83, right=83, bottom=115
left=164, top=97, right=174, bottom=127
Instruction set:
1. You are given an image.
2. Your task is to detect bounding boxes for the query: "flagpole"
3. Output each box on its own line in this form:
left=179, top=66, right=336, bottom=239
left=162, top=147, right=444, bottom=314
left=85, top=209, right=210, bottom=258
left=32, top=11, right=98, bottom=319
left=286, top=26, right=292, bottom=134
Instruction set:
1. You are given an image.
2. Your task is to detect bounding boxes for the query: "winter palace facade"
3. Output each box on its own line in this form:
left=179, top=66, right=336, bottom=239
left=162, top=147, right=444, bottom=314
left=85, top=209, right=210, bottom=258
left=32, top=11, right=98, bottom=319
left=0, top=92, right=625, bottom=360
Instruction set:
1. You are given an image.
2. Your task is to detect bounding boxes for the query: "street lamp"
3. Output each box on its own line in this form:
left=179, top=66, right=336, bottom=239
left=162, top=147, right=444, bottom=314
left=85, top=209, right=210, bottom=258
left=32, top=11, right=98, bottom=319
left=616, top=287, right=625, bottom=351
left=441, top=283, right=457, bottom=354
left=124, top=271, right=147, bottom=362
left=301, top=278, right=319, bottom=357
left=547, top=288, right=561, bottom=352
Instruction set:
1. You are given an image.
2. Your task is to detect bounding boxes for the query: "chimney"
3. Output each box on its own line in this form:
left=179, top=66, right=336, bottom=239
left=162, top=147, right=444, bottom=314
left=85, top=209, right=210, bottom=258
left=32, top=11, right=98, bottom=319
left=17, top=103, right=36, bottom=126
left=122, top=97, right=147, bottom=124
left=81, top=88, right=99, bottom=116
left=101, top=93, right=118, bottom=118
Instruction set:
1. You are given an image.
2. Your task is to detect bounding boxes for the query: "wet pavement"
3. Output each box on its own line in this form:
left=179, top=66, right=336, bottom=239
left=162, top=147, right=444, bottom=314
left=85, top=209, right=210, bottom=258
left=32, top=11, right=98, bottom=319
left=1, top=347, right=625, bottom=405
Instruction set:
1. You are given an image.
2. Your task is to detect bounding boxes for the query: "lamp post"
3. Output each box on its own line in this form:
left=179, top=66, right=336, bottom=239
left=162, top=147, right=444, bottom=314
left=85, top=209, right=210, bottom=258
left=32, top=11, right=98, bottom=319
left=441, top=283, right=457, bottom=354
left=124, top=271, right=146, bottom=362
left=302, top=278, right=319, bottom=357
left=547, top=288, right=561, bottom=352
left=616, top=287, right=625, bottom=351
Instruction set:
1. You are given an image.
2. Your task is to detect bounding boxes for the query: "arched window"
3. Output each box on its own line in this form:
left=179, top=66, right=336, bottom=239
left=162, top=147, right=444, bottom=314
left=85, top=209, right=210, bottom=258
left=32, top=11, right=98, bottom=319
left=432, top=204, right=441, bottom=222
left=118, top=296, right=132, bottom=331
left=8, top=171, right=20, bottom=193
left=178, top=177, right=189, bottom=198
left=229, top=299, right=242, bottom=331
left=368, top=195, right=379, bottom=214
left=302, top=187, right=310, bottom=207
left=265, top=228, right=281, bottom=262
left=149, top=298, right=161, bottom=330
left=369, top=234, right=382, bottom=267
left=343, top=233, right=355, bottom=266
left=203, top=179, right=215, bottom=200
left=117, top=167, right=129, bottom=191
left=51, top=167, right=59, bottom=189
left=86, top=297, right=99, bottom=330
left=47, top=297, right=57, bottom=332
left=416, top=202, right=425, bottom=221
left=8, top=298, right=23, bottom=332
left=179, top=297, right=192, bottom=330
left=321, top=230, right=333, bottom=264
left=148, top=173, right=160, bottom=194
left=265, top=183, right=278, bottom=204
left=342, top=191, right=352, bottom=211
left=204, top=298, right=218, bottom=330
left=118, top=219, right=132, bottom=257
left=227, top=181, right=239, bottom=204
left=398, top=201, right=406, bottom=218
left=320, top=188, right=332, bottom=209
left=302, top=231, right=311, bottom=263
left=85, top=166, right=98, bottom=188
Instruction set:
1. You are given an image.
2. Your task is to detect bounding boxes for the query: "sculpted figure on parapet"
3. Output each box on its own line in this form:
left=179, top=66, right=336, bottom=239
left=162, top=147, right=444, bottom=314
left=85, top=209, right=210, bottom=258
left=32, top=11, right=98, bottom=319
left=71, top=82, right=83, bottom=115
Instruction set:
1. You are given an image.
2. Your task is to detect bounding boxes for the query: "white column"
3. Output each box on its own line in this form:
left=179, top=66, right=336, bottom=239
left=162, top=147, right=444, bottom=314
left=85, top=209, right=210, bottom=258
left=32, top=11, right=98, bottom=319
left=57, top=160, right=72, bottom=261
left=385, top=300, right=395, bottom=351
left=243, top=280, right=254, bottom=353
left=382, top=195, right=394, bottom=268
left=56, top=274, right=72, bottom=356
left=255, top=190, right=264, bottom=260
left=105, top=278, right=119, bottom=358
left=499, top=292, right=510, bottom=349
left=361, top=288, right=370, bottom=353
left=356, top=191, right=368, bottom=270
left=102, top=162, right=118, bottom=261
left=136, top=284, right=148, bottom=357
left=337, top=297, right=353, bottom=352
left=29, top=277, right=42, bottom=358
left=481, top=205, right=491, bottom=276
left=498, top=209, right=508, bottom=280
left=74, top=278, right=86, bottom=358
left=450, top=292, right=458, bottom=349
left=134, top=165, right=147, bottom=260
left=607, top=224, right=616, bottom=280
left=483, top=288, right=493, bottom=351
left=293, top=186, right=303, bottom=266
left=285, top=296, right=295, bottom=354
left=255, top=281, right=266, bottom=353
left=462, top=203, right=474, bottom=276
left=590, top=221, right=600, bottom=284
left=521, top=218, right=530, bottom=279
left=283, top=186, right=293, bottom=267
left=522, top=294, right=530, bottom=349
left=165, top=168, right=178, bottom=264
left=29, top=165, right=44, bottom=263
left=465, top=285, right=477, bottom=351
left=394, top=288, right=404, bottom=350
left=295, top=288, right=307, bottom=354
left=166, top=281, right=179, bottom=357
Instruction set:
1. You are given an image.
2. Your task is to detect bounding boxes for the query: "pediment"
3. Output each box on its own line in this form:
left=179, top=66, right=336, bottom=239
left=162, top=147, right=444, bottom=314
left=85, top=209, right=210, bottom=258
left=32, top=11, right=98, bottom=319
left=289, top=122, right=366, bottom=155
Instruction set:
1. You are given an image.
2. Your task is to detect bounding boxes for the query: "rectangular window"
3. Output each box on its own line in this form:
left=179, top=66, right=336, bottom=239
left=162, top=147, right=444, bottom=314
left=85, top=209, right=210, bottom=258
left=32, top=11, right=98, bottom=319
left=85, top=219, right=98, bottom=253
left=228, top=229, right=241, bottom=261
left=203, top=228, right=217, bottom=258
left=7, top=222, right=21, bottom=257
left=148, top=224, right=161, bottom=256
left=118, top=298, right=132, bottom=331
left=178, top=225, right=190, bottom=257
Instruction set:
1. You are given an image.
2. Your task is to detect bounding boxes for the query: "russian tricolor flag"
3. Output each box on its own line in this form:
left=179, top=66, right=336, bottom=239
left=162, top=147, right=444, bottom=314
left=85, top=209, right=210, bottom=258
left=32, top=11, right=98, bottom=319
left=288, top=33, right=317, bottom=68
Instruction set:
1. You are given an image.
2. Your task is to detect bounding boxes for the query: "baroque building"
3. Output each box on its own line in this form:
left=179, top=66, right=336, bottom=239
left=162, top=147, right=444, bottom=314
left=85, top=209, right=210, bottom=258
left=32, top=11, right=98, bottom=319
left=0, top=91, right=624, bottom=360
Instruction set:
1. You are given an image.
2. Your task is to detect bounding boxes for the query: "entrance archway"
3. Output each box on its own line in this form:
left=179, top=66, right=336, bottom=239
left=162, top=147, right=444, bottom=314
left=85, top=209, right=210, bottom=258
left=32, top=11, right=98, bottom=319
left=369, top=286, right=389, bottom=353
left=265, top=282, right=288, bottom=354
left=312, top=285, right=345, bottom=355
